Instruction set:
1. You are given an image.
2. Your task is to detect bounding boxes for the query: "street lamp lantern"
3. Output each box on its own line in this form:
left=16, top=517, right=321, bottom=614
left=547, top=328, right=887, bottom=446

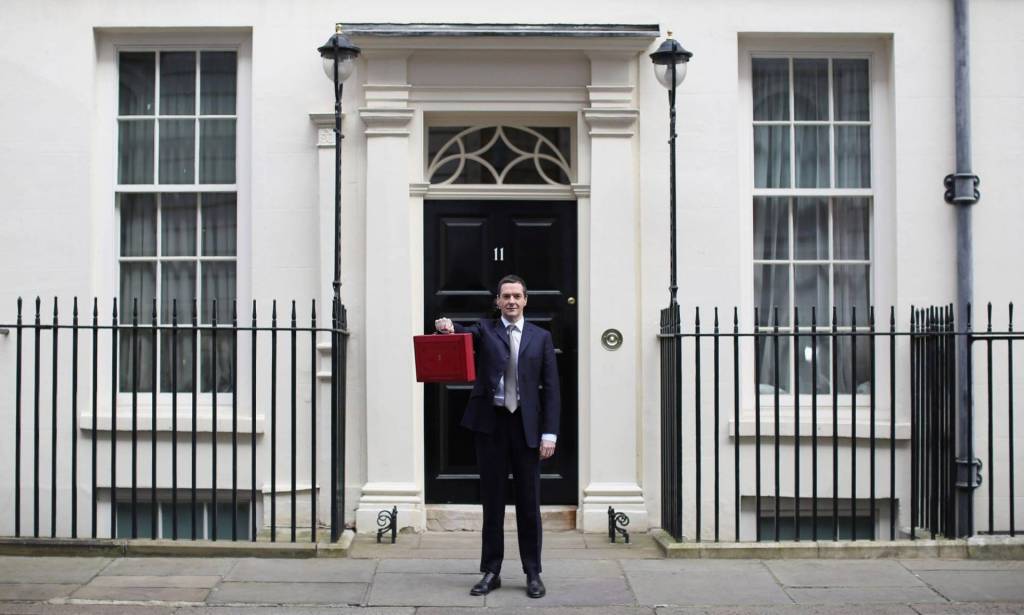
left=649, top=33, right=692, bottom=90
left=649, top=31, right=692, bottom=305
left=318, top=24, right=361, bottom=85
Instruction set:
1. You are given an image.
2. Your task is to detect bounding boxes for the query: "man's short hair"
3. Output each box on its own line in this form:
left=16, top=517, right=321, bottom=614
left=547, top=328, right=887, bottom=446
left=496, top=274, right=528, bottom=296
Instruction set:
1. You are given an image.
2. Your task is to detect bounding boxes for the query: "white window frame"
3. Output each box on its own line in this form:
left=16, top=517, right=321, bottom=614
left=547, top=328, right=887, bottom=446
left=93, top=30, right=253, bottom=428
left=737, top=36, right=897, bottom=432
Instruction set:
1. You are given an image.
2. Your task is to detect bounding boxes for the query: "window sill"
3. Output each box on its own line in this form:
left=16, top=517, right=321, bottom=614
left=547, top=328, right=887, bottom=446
left=730, top=417, right=910, bottom=440
left=79, top=411, right=265, bottom=434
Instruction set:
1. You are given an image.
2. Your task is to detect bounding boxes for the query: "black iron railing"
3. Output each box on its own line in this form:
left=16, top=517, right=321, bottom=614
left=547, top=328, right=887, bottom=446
left=6, top=296, right=348, bottom=542
left=658, top=303, right=1021, bottom=543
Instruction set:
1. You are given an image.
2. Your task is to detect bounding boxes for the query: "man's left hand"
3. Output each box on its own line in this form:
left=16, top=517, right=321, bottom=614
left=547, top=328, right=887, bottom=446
left=539, top=441, right=556, bottom=460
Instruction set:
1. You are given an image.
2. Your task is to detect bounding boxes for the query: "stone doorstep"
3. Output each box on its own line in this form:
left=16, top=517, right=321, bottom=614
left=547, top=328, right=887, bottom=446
left=425, top=504, right=576, bottom=531
left=651, top=528, right=1024, bottom=559
left=0, top=530, right=355, bottom=559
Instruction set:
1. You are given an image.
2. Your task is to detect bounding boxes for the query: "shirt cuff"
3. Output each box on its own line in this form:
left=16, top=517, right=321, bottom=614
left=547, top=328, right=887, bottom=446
left=541, top=434, right=557, bottom=443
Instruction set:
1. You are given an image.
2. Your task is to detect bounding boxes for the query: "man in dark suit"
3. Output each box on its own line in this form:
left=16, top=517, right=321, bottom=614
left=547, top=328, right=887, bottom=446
left=434, top=274, right=560, bottom=599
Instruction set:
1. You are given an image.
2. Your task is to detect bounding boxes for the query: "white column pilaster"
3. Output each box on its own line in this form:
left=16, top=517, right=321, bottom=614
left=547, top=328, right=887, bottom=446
left=354, top=53, right=424, bottom=533
left=579, top=52, right=647, bottom=532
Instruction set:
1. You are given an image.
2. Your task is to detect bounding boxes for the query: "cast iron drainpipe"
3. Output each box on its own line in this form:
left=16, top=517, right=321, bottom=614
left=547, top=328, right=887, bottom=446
left=948, top=0, right=982, bottom=538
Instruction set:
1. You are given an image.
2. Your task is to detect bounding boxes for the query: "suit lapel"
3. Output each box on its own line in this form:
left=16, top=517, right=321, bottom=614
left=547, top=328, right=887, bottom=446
left=518, top=322, right=535, bottom=357
left=492, top=318, right=509, bottom=349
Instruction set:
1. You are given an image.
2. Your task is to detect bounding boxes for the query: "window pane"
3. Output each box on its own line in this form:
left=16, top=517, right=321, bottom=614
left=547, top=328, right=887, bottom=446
left=756, top=335, right=791, bottom=395
left=119, top=52, right=155, bottom=116
left=118, top=120, right=154, bottom=184
left=835, top=264, right=870, bottom=326
left=793, top=59, right=828, bottom=121
left=201, top=262, right=236, bottom=324
left=796, top=333, right=830, bottom=394
left=160, top=330, right=195, bottom=393
left=201, top=330, right=235, bottom=393
left=755, top=264, right=790, bottom=326
left=202, top=193, right=237, bottom=256
left=835, top=126, right=871, bottom=188
left=161, top=193, right=197, bottom=256
left=795, top=125, right=830, bottom=188
left=115, top=502, right=155, bottom=538
left=834, top=197, right=871, bottom=260
left=159, top=52, right=196, bottom=115
left=794, top=197, right=828, bottom=260
left=160, top=502, right=195, bottom=538
left=118, top=262, right=156, bottom=393
left=159, top=119, right=196, bottom=184
left=161, top=261, right=196, bottom=323
left=200, top=51, right=237, bottom=115
left=752, top=58, right=789, bottom=121
left=834, top=59, right=870, bottom=121
left=795, top=265, right=829, bottom=319
left=836, top=334, right=872, bottom=395
left=120, top=193, right=156, bottom=256
left=753, top=197, right=789, bottom=260
left=199, top=119, right=236, bottom=183
left=754, top=126, right=791, bottom=188
left=213, top=503, right=249, bottom=540
left=120, top=263, right=156, bottom=324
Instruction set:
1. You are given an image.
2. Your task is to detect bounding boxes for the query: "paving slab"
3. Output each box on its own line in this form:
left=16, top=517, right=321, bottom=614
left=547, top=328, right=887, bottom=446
left=174, top=608, right=412, bottom=615
left=0, top=604, right=178, bottom=614
left=225, top=558, right=376, bottom=582
left=0, top=584, right=78, bottom=601
left=100, top=557, right=235, bottom=577
left=484, top=575, right=635, bottom=607
left=376, top=559, right=479, bottom=574
left=367, top=572, right=484, bottom=607
left=765, top=559, right=926, bottom=587
left=584, top=533, right=657, bottom=549
left=85, top=575, right=220, bottom=589
left=900, top=559, right=1024, bottom=571
left=541, top=559, right=623, bottom=578
left=350, top=547, right=482, bottom=560
left=0, top=556, right=110, bottom=584
left=656, top=607, right=918, bottom=614
left=914, top=570, right=1024, bottom=602
left=71, top=585, right=210, bottom=602
left=785, top=586, right=945, bottom=604
left=910, top=604, right=1024, bottom=614
left=207, top=581, right=367, bottom=605
left=624, top=561, right=791, bottom=606
left=419, top=608, right=655, bottom=615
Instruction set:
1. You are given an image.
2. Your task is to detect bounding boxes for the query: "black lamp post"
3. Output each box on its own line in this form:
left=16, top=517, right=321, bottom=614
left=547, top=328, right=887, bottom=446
left=649, top=32, right=692, bottom=306
left=650, top=31, right=692, bottom=543
left=318, top=23, right=360, bottom=543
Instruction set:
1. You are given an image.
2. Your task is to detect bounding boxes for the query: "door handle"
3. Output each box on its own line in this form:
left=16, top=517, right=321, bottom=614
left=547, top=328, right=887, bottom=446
left=567, top=297, right=576, bottom=305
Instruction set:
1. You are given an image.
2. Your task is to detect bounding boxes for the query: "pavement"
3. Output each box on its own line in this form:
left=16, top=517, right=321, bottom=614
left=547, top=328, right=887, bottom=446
left=0, top=531, right=1022, bottom=614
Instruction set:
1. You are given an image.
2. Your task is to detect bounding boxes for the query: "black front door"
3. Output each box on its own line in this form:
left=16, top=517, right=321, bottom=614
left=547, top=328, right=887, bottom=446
left=424, top=200, right=578, bottom=504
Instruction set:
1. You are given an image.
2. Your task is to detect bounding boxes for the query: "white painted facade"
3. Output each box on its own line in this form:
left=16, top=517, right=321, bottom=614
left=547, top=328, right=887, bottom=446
left=0, top=0, right=1022, bottom=539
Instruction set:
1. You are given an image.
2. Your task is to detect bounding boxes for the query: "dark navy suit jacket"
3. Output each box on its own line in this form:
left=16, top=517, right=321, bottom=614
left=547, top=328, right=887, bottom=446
left=454, top=318, right=560, bottom=448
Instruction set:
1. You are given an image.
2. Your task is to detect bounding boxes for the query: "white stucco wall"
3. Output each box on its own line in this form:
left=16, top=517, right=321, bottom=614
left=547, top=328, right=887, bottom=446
left=0, top=0, right=1022, bottom=538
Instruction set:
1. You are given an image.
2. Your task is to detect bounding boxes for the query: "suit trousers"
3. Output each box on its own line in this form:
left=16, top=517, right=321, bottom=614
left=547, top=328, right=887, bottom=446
left=475, top=405, right=542, bottom=575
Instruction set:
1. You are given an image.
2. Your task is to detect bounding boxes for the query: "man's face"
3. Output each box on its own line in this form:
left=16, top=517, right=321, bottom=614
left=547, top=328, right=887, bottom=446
left=496, top=282, right=527, bottom=322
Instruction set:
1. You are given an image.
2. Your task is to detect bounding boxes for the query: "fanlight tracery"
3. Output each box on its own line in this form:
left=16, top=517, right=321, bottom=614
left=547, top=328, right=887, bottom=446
left=427, top=125, right=572, bottom=186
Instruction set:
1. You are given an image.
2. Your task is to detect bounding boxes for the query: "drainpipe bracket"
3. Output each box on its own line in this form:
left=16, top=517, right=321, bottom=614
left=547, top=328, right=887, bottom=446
left=944, top=173, right=980, bottom=205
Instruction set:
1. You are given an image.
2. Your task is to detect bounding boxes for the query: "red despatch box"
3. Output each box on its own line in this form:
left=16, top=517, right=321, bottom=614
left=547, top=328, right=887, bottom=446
left=413, top=333, right=476, bottom=383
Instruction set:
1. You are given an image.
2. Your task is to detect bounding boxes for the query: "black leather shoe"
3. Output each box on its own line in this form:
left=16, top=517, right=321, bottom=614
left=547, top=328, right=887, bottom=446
left=526, top=573, right=546, bottom=598
left=470, top=572, right=501, bottom=596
